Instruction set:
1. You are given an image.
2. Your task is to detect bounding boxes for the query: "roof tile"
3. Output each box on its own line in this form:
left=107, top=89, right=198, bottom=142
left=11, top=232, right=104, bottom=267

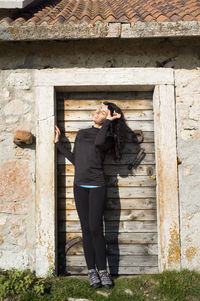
left=183, top=14, right=196, bottom=21
left=171, top=13, right=181, bottom=21
left=0, top=0, right=199, bottom=25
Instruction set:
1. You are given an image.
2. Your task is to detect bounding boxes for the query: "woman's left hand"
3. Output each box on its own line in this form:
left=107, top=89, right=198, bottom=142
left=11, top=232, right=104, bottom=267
left=106, top=110, right=121, bottom=121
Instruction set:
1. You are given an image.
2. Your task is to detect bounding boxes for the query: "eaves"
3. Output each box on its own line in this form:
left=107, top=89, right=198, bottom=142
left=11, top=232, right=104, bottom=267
left=0, top=20, right=200, bottom=41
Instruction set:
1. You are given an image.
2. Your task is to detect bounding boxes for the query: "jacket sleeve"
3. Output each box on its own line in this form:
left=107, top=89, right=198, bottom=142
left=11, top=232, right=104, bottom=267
left=55, top=138, right=76, bottom=165
left=94, top=119, right=115, bottom=151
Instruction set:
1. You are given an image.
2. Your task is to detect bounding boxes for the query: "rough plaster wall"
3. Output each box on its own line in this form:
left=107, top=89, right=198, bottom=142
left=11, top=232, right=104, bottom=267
left=0, top=37, right=199, bottom=272
left=0, top=37, right=199, bottom=70
left=0, top=70, right=36, bottom=271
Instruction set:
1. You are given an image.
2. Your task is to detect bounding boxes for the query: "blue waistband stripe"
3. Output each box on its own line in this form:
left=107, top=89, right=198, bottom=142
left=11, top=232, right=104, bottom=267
left=77, top=184, right=102, bottom=188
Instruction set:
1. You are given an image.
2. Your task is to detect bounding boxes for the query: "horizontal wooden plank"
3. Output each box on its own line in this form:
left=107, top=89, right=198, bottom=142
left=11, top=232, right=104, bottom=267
left=57, top=153, right=155, bottom=165
left=57, top=98, right=153, bottom=111
left=61, top=243, right=158, bottom=256
left=65, top=266, right=158, bottom=275
left=57, top=109, right=154, bottom=121
left=58, top=198, right=156, bottom=210
left=108, top=244, right=158, bottom=256
left=66, top=255, right=158, bottom=267
left=123, top=143, right=154, bottom=154
left=56, top=142, right=155, bottom=154
left=58, top=131, right=155, bottom=143
left=59, top=232, right=158, bottom=244
left=57, top=164, right=156, bottom=176
left=59, top=209, right=157, bottom=222
left=58, top=120, right=154, bottom=132
left=58, top=220, right=157, bottom=233
left=57, top=91, right=152, bottom=100
left=58, top=186, right=156, bottom=198
left=58, top=175, right=156, bottom=188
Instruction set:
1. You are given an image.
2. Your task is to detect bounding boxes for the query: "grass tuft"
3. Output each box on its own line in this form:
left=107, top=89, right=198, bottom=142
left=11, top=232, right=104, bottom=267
left=0, top=268, right=200, bottom=301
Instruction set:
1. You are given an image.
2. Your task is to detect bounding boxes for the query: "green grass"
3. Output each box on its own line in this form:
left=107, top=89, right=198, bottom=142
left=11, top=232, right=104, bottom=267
left=0, top=268, right=200, bottom=301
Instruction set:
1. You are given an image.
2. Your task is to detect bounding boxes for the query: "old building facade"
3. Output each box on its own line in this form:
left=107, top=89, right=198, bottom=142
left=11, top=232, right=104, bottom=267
left=0, top=0, right=200, bottom=277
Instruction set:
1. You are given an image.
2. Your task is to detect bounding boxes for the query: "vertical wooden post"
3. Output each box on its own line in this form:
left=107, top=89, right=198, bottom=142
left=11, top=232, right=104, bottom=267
left=153, top=84, right=180, bottom=271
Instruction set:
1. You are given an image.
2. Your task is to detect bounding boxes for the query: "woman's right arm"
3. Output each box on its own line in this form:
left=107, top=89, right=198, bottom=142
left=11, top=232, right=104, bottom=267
left=54, top=125, right=76, bottom=165
left=55, top=140, right=76, bottom=165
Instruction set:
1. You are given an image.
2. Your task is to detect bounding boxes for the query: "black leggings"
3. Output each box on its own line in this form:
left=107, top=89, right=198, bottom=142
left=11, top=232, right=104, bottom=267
left=73, top=184, right=107, bottom=270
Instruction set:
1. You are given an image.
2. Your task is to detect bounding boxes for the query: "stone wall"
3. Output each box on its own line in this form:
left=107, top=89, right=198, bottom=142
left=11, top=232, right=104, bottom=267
left=0, top=37, right=200, bottom=273
left=0, top=70, right=36, bottom=271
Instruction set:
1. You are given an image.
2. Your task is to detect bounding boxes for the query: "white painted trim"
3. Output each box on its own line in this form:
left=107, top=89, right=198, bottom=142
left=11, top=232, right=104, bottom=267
left=34, top=67, right=180, bottom=276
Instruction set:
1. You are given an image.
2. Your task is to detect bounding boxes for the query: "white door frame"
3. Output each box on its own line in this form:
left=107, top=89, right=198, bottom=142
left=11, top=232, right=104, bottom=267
left=34, top=68, right=180, bottom=277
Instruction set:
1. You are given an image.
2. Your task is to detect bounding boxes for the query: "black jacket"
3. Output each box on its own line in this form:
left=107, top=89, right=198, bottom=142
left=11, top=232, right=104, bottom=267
left=55, top=119, right=114, bottom=186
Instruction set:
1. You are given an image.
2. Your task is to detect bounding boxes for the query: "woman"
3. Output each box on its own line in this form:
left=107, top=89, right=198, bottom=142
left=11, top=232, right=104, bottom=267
left=54, top=101, right=128, bottom=289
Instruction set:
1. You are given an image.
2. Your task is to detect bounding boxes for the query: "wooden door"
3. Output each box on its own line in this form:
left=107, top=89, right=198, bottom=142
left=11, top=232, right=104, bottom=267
left=56, top=91, right=158, bottom=275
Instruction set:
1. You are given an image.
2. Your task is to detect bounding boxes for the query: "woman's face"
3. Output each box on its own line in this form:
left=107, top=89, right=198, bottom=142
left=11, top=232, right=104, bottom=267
left=92, top=103, right=109, bottom=124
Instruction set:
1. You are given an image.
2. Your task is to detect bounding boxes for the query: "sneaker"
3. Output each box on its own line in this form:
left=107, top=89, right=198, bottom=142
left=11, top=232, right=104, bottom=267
left=88, top=269, right=101, bottom=288
left=98, top=270, right=114, bottom=289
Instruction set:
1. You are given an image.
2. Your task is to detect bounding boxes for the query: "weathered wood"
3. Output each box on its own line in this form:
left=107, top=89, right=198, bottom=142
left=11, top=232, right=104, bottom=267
left=57, top=91, right=153, bottom=100
left=57, top=153, right=155, bottom=165
left=63, top=243, right=158, bottom=256
left=59, top=209, right=157, bottom=221
left=58, top=186, right=156, bottom=198
left=59, top=232, right=158, bottom=244
left=58, top=198, right=156, bottom=210
left=57, top=164, right=156, bottom=176
left=57, top=109, right=154, bottom=121
left=58, top=175, right=156, bottom=187
left=56, top=141, right=155, bottom=154
left=56, top=90, right=158, bottom=274
left=122, top=142, right=154, bottom=153
left=153, top=84, right=180, bottom=271
left=66, top=255, right=158, bottom=266
left=65, top=266, right=158, bottom=275
left=59, top=120, right=154, bottom=132
left=65, top=236, right=82, bottom=253
left=58, top=220, right=157, bottom=233
left=57, top=98, right=153, bottom=110
left=58, top=131, right=155, bottom=143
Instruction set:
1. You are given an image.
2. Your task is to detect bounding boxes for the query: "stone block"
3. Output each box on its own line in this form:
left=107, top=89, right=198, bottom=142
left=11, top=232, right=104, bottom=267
left=0, top=250, right=30, bottom=270
left=1, top=87, right=11, bottom=100
left=0, top=160, right=32, bottom=201
left=9, top=216, right=25, bottom=237
left=0, top=202, right=28, bottom=214
left=7, top=72, right=31, bottom=90
left=4, top=99, right=24, bottom=115
left=13, top=130, right=33, bottom=145
left=0, top=216, right=7, bottom=226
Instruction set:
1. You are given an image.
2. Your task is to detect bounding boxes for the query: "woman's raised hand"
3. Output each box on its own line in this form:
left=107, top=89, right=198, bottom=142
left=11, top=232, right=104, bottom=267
left=106, top=109, right=121, bottom=121
left=54, top=125, right=61, bottom=143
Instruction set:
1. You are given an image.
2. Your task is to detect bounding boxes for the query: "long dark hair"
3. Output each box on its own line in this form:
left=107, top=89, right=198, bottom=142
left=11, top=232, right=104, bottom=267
left=103, top=101, right=128, bottom=161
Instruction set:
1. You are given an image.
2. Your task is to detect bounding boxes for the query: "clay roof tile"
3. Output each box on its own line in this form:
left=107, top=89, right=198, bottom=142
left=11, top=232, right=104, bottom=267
left=0, top=0, right=199, bottom=25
